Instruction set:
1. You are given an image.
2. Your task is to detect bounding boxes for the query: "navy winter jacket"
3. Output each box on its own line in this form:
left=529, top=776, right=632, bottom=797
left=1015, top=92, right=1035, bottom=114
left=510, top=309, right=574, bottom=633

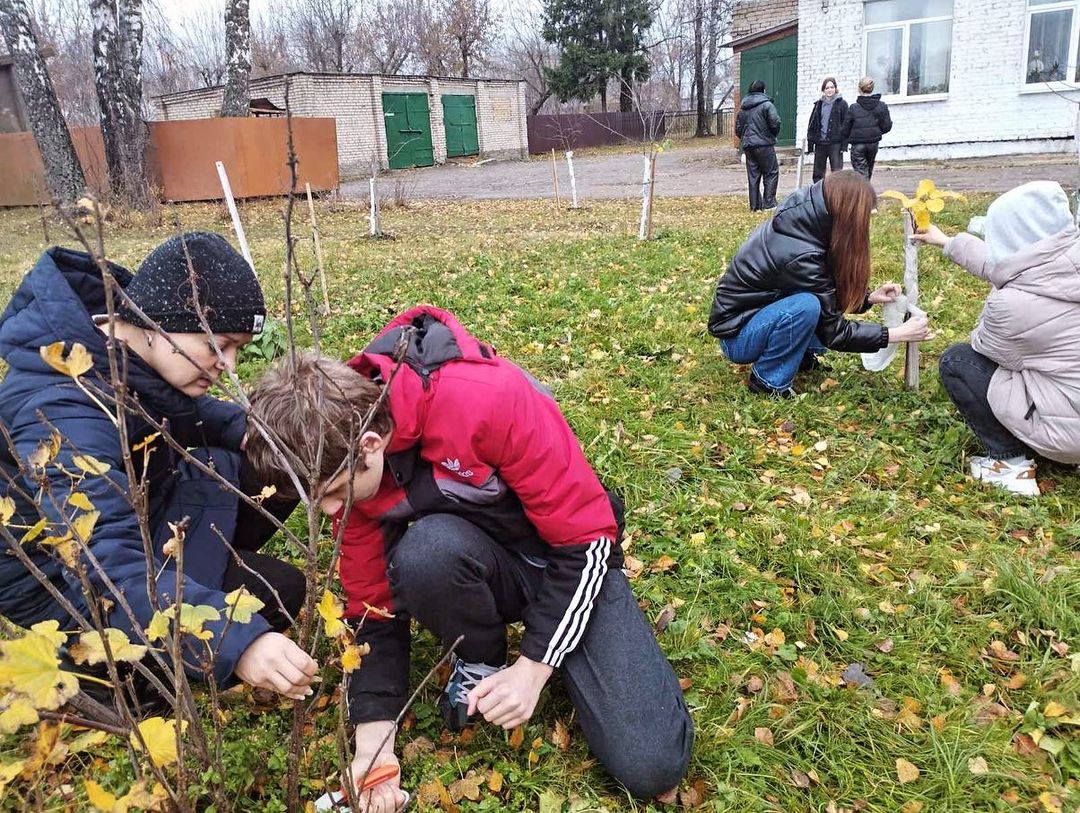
left=0, top=248, right=269, bottom=683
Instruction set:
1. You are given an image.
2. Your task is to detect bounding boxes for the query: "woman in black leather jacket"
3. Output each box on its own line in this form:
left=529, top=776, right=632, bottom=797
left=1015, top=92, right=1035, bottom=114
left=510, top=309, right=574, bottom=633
left=707, top=170, right=931, bottom=397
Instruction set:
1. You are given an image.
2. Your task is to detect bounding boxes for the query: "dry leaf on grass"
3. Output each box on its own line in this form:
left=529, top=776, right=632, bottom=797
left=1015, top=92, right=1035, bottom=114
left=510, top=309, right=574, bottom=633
left=895, top=758, right=920, bottom=783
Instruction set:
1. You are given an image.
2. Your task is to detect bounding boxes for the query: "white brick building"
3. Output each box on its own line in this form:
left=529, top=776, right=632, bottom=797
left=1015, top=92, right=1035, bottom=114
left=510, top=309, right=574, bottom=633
left=796, top=0, right=1080, bottom=159
left=152, top=72, right=528, bottom=179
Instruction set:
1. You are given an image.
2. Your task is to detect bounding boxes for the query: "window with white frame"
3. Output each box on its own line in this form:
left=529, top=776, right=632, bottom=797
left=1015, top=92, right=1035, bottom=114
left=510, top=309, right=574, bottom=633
left=863, top=0, right=954, bottom=98
left=1025, top=0, right=1080, bottom=85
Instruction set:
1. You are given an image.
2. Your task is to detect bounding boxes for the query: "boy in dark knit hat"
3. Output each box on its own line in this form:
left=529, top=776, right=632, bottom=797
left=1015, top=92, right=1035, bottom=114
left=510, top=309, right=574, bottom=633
left=0, top=232, right=315, bottom=703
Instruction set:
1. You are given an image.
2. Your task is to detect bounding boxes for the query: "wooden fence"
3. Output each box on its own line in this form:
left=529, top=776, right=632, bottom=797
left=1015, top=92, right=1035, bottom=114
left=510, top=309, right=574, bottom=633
left=0, top=117, right=339, bottom=207
left=526, top=110, right=735, bottom=153
left=526, top=111, right=666, bottom=154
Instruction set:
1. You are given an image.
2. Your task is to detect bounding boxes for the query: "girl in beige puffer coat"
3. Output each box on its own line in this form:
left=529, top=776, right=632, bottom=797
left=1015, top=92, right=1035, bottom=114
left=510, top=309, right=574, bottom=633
left=915, top=181, right=1080, bottom=497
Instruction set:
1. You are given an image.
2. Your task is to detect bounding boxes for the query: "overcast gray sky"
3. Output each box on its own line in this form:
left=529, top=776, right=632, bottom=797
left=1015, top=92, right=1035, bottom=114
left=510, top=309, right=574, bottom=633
left=150, top=0, right=531, bottom=29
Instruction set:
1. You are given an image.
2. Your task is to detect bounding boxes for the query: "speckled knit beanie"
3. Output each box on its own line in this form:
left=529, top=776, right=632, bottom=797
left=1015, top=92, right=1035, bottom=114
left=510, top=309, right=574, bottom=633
left=117, top=232, right=265, bottom=335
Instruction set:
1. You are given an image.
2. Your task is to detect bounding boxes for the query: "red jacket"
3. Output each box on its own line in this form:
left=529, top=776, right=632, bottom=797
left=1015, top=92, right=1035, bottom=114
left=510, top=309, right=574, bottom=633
left=340, top=307, right=622, bottom=722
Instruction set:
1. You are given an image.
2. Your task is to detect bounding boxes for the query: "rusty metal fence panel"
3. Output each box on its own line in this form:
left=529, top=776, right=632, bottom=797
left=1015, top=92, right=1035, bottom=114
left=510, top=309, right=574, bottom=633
left=0, top=117, right=339, bottom=207
left=526, top=111, right=666, bottom=153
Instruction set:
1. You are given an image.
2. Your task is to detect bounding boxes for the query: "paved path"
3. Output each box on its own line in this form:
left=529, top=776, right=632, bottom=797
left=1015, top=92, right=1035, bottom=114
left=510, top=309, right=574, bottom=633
left=341, top=147, right=1078, bottom=202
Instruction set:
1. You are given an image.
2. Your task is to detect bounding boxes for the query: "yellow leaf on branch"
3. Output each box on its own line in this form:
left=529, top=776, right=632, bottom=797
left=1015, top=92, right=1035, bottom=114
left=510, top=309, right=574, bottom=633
left=71, top=510, right=100, bottom=543
left=881, top=179, right=967, bottom=231
left=40, top=341, right=93, bottom=378
left=72, top=455, right=111, bottom=476
left=341, top=642, right=370, bottom=673
left=0, top=497, right=14, bottom=525
left=146, top=610, right=171, bottom=643
left=131, top=717, right=186, bottom=768
left=0, top=621, right=78, bottom=712
left=40, top=532, right=77, bottom=568
left=176, top=604, right=220, bottom=641
left=317, top=591, right=347, bottom=638
left=224, top=588, right=264, bottom=624
left=69, top=629, right=148, bottom=666
left=67, top=492, right=95, bottom=512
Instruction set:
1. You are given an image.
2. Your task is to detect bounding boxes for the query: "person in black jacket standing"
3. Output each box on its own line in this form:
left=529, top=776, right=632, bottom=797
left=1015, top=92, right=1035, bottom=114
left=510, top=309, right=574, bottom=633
left=708, top=170, right=931, bottom=397
left=842, top=77, right=892, bottom=180
left=806, top=77, right=848, bottom=182
left=735, top=80, right=782, bottom=211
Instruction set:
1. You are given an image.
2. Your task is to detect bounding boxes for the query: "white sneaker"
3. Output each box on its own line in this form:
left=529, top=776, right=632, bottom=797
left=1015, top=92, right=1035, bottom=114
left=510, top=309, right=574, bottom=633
left=969, top=455, right=1040, bottom=497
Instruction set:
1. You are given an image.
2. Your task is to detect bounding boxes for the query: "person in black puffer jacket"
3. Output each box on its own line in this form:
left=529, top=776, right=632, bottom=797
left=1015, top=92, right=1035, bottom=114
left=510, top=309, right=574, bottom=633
left=841, top=76, right=892, bottom=180
left=806, top=77, right=848, bottom=183
left=707, top=170, right=932, bottom=397
left=735, top=80, right=781, bottom=210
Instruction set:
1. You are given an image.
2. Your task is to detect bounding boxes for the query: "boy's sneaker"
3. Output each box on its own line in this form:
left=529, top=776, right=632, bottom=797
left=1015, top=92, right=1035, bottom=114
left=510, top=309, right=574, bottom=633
left=747, top=372, right=796, bottom=399
left=438, top=656, right=506, bottom=732
left=969, top=455, right=1040, bottom=497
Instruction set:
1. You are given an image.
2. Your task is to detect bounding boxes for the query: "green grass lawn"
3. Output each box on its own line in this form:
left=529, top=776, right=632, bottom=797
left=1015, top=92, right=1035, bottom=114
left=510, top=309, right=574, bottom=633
left=0, top=191, right=1077, bottom=812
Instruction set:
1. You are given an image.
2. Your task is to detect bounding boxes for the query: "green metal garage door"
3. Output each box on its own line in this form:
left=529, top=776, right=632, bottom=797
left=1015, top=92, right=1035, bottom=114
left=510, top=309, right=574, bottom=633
left=739, top=34, right=798, bottom=147
left=382, top=92, right=434, bottom=169
left=442, top=94, right=479, bottom=158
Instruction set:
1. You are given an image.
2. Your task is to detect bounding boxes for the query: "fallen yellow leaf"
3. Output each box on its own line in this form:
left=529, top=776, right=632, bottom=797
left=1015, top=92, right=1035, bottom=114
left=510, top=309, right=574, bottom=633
left=896, top=758, right=920, bottom=783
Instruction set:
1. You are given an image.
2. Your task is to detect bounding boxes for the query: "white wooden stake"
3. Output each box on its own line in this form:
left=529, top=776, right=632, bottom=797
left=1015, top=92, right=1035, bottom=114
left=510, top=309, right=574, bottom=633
left=643, top=151, right=652, bottom=237
left=305, top=182, right=331, bottom=315
left=903, top=212, right=920, bottom=390
left=550, top=148, right=561, bottom=206
left=795, top=139, right=806, bottom=191
left=215, top=161, right=253, bottom=269
left=369, top=177, right=381, bottom=237
left=638, top=153, right=652, bottom=240
left=565, top=150, right=579, bottom=209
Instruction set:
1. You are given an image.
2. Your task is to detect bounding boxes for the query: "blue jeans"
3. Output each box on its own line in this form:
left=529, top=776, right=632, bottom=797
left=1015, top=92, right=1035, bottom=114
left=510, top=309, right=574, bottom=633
left=720, top=293, right=824, bottom=390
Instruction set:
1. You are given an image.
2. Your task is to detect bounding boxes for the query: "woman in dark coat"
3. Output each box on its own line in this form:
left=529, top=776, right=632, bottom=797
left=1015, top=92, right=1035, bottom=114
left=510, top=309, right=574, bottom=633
left=707, top=170, right=931, bottom=396
left=806, top=77, right=848, bottom=183
left=0, top=233, right=315, bottom=700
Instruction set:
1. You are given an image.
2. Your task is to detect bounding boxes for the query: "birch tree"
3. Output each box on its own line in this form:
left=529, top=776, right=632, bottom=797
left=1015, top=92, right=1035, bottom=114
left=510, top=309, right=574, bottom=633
left=91, top=0, right=150, bottom=208
left=0, top=0, right=85, bottom=202
left=221, top=0, right=251, bottom=116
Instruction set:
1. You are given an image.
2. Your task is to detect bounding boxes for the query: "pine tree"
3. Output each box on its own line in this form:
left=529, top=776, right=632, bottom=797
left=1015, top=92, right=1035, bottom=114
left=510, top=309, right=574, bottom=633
left=542, top=0, right=653, bottom=113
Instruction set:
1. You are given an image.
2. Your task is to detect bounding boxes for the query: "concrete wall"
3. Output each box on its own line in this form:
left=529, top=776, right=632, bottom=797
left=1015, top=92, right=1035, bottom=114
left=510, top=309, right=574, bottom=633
left=152, top=73, right=528, bottom=179
left=796, top=0, right=1080, bottom=160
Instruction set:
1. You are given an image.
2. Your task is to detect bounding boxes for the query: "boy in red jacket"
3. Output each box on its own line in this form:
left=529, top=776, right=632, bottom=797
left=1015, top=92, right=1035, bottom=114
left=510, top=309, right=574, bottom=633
left=247, top=307, right=692, bottom=810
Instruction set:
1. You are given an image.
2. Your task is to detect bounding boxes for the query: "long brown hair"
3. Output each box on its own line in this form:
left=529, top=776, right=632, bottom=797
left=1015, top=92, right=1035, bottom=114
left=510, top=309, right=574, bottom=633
left=823, top=170, right=876, bottom=313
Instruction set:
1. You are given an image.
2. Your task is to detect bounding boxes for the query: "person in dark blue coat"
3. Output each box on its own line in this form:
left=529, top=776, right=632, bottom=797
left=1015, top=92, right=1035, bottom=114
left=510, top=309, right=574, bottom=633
left=708, top=170, right=931, bottom=396
left=0, top=232, right=315, bottom=700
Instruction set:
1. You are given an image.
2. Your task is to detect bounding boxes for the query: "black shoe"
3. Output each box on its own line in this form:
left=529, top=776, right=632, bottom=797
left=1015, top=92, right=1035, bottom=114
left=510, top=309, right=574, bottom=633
left=438, top=656, right=506, bottom=732
left=747, top=372, right=796, bottom=399
left=798, top=353, right=828, bottom=373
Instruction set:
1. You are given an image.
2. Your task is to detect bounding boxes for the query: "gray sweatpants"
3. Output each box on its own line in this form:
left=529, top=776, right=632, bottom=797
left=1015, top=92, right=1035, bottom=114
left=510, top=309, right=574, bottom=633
left=388, top=513, right=694, bottom=798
